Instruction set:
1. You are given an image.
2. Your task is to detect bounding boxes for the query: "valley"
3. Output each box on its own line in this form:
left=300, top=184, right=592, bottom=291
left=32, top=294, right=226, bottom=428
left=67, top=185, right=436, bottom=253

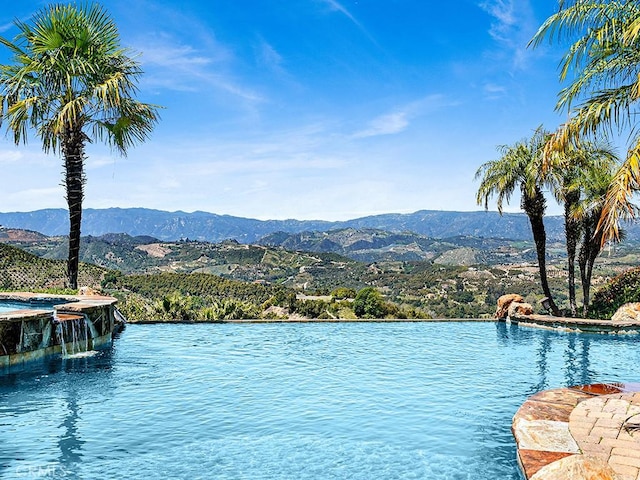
left=1, top=221, right=638, bottom=320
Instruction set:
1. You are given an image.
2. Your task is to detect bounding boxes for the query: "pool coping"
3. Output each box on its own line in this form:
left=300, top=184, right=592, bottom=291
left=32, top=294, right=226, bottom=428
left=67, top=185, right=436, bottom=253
left=509, top=312, right=640, bottom=335
left=513, top=383, right=640, bottom=479
left=0, top=291, right=118, bottom=316
left=126, top=317, right=496, bottom=324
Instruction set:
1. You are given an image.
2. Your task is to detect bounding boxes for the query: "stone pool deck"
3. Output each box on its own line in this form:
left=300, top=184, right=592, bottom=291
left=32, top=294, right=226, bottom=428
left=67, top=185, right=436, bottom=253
left=513, top=383, right=640, bottom=479
left=509, top=312, right=640, bottom=334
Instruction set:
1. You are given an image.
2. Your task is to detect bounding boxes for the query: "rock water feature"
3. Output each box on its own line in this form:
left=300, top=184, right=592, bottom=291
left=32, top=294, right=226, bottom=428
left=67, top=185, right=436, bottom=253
left=0, top=292, right=122, bottom=371
left=55, top=313, right=97, bottom=358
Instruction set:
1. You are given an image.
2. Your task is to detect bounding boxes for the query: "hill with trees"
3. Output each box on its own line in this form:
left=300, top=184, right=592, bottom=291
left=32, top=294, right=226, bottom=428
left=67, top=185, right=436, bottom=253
left=3, top=226, right=639, bottom=321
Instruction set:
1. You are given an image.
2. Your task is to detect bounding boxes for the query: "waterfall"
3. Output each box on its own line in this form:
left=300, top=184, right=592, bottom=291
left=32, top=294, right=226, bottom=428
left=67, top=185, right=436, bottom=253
left=55, top=313, right=92, bottom=358
left=113, top=307, right=127, bottom=333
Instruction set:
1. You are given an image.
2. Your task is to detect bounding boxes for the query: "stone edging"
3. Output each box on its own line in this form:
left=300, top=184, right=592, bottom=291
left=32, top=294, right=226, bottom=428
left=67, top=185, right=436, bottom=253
left=508, top=313, right=640, bottom=334
left=513, top=383, right=640, bottom=479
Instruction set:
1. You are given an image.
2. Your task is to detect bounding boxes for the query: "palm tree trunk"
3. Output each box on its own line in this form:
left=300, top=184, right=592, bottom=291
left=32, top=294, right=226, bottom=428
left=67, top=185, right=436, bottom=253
left=583, top=231, right=603, bottom=317
left=578, top=253, right=589, bottom=318
left=578, top=221, right=591, bottom=317
left=567, top=249, right=577, bottom=316
left=523, top=187, right=561, bottom=316
left=62, top=126, right=86, bottom=290
left=579, top=215, right=604, bottom=317
left=564, top=192, right=580, bottom=316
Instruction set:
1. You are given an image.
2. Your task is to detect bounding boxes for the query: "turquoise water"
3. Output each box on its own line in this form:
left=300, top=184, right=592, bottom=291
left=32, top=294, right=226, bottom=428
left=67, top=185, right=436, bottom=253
left=0, top=300, right=59, bottom=313
left=1, top=321, right=639, bottom=479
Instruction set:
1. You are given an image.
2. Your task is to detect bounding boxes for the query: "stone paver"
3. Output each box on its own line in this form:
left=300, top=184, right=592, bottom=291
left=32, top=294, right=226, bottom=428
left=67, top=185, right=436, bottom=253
left=515, top=418, right=580, bottom=452
left=529, top=455, right=618, bottom=480
left=513, top=383, right=640, bottom=479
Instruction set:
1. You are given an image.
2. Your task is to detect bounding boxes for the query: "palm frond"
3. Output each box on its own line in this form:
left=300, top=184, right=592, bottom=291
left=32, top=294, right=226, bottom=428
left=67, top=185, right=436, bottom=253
left=0, top=2, right=160, bottom=154
left=597, top=144, right=640, bottom=243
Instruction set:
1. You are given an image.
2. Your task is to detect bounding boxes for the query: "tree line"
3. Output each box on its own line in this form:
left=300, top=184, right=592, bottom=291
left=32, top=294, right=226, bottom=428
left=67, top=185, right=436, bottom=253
left=476, top=1, right=640, bottom=318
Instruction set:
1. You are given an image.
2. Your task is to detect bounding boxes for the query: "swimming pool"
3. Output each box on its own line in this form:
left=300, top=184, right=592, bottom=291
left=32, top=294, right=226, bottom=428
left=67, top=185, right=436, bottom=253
left=0, top=299, right=64, bottom=313
left=0, top=322, right=638, bottom=479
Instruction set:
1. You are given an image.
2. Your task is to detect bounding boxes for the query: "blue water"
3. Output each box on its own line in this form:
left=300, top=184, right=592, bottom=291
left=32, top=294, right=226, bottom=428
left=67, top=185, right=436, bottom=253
left=0, top=322, right=638, bottom=480
left=0, top=300, right=59, bottom=313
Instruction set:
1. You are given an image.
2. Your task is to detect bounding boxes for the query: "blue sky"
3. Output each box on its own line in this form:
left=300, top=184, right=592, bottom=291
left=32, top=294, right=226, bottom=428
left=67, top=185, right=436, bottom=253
left=0, top=1, right=585, bottom=220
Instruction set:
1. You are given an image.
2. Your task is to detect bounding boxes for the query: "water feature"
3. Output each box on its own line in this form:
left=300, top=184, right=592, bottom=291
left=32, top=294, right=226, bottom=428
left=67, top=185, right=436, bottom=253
left=55, top=314, right=94, bottom=358
left=1, top=321, right=639, bottom=479
left=0, top=294, right=118, bottom=371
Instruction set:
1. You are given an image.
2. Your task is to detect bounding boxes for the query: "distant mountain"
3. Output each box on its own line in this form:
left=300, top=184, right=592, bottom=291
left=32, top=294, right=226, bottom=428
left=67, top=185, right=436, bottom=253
left=0, top=207, right=637, bottom=243
left=259, top=228, right=540, bottom=264
left=0, top=208, right=332, bottom=243
left=339, top=210, right=563, bottom=240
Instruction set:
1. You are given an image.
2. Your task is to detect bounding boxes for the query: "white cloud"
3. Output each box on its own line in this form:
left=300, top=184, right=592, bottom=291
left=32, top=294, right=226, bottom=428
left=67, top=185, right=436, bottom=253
left=2, top=187, right=64, bottom=211
left=0, top=150, right=23, bottom=163
left=319, top=0, right=378, bottom=45
left=322, top=0, right=359, bottom=25
left=141, top=44, right=214, bottom=73
left=0, top=146, right=54, bottom=166
left=353, top=112, right=410, bottom=138
left=0, top=22, right=13, bottom=34
left=137, top=38, right=262, bottom=101
left=86, top=153, right=118, bottom=169
left=478, top=0, right=537, bottom=69
left=140, top=124, right=349, bottom=179
left=483, top=83, right=507, bottom=100
left=352, top=95, right=452, bottom=139
left=253, top=38, right=299, bottom=89
left=256, top=40, right=283, bottom=72
left=480, top=0, right=517, bottom=43
left=122, top=1, right=262, bottom=102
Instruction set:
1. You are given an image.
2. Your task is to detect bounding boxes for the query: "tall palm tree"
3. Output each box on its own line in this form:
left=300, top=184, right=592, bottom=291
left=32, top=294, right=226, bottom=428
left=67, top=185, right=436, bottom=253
left=0, top=3, right=159, bottom=289
left=544, top=140, right=618, bottom=316
left=476, top=127, right=561, bottom=316
left=530, top=0, right=640, bottom=244
left=573, top=164, right=620, bottom=316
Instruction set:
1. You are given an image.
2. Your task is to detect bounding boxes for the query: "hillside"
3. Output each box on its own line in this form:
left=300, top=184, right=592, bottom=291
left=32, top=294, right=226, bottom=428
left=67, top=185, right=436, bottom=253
left=0, top=238, right=529, bottom=320
left=5, top=225, right=640, bottom=319
left=0, top=242, right=300, bottom=322
left=0, top=207, right=594, bottom=243
left=0, top=243, right=107, bottom=291
left=259, top=228, right=543, bottom=264
left=1, top=230, right=369, bottom=291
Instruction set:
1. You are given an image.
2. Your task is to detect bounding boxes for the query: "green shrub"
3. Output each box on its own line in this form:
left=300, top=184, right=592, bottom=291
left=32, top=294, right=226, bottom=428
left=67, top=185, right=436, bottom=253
left=451, top=290, right=474, bottom=304
left=331, top=287, right=357, bottom=299
left=292, top=299, right=329, bottom=318
left=590, top=267, right=640, bottom=319
left=353, top=287, right=386, bottom=318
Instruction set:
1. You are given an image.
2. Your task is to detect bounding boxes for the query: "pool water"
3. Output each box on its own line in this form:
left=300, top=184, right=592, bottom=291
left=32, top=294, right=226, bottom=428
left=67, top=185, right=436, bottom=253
left=0, top=300, right=58, bottom=313
left=1, top=322, right=639, bottom=479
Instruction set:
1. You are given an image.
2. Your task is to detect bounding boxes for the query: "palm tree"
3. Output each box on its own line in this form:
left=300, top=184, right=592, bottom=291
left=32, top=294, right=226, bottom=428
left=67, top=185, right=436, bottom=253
left=573, top=164, right=620, bottom=316
left=557, top=177, right=581, bottom=316
left=476, top=127, right=561, bottom=316
left=0, top=3, right=159, bottom=289
left=530, top=0, right=640, bottom=244
left=544, top=140, right=618, bottom=316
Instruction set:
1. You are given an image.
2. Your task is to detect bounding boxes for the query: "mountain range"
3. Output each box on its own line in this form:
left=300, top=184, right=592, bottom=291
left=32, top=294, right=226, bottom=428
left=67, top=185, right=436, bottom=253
left=1, top=207, right=638, bottom=245
left=0, top=207, right=581, bottom=243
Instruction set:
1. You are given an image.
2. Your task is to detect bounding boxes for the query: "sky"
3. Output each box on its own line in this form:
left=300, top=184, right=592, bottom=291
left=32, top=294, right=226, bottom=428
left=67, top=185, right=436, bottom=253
left=0, top=0, right=600, bottom=220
